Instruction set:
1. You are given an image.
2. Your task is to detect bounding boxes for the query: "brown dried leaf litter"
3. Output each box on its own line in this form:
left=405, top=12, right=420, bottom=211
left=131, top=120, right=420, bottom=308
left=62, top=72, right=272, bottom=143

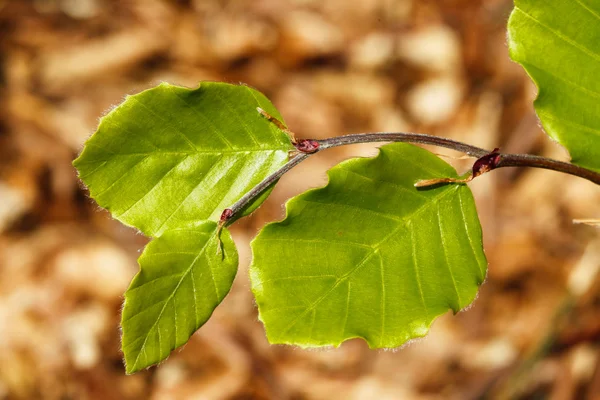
left=0, top=0, right=599, bottom=399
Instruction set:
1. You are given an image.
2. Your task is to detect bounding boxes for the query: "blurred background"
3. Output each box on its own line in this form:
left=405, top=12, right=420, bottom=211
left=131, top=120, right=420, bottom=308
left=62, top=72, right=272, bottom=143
left=1, top=0, right=599, bottom=399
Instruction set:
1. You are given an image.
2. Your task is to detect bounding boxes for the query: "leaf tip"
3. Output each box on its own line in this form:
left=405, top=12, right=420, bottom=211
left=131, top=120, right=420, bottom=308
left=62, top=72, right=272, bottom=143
left=121, top=342, right=142, bottom=375
left=124, top=362, right=136, bottom=375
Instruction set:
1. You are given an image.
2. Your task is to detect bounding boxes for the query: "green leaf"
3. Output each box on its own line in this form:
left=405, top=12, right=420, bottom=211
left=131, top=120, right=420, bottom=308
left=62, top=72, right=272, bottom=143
left=74, top=82, right=293, bottom=236
left=250, top=143, right=487, bottom=348
left=73, top=81, right=293, bottom=372
left=508, top=0, right=600, bottom=173
left=121, top=221, right=238, bottom=374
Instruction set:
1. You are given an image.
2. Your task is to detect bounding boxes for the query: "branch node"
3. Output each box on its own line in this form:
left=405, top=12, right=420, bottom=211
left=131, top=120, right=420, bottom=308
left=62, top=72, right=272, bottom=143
left=216, top=208, right=234, bottom=256
left=472, top=147, right=501, bottom=178
left=218, top=208, right=234, bottom=229
left=294, top=139, right=320, bottom=154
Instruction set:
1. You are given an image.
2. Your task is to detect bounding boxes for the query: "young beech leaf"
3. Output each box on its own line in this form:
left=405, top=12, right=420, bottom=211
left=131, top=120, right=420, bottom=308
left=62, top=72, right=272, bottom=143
left=73, top=82, right=294, bottom=236
left=122, top=222, right=238, bottom=374
left=508, top=0, right=600, bottom=173
left=250, top=143, right=487, bottom=348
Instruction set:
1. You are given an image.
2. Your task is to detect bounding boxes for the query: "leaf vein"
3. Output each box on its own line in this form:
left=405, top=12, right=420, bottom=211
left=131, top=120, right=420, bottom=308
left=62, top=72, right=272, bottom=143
left=520, top=61, right=600, bottom=100
left=152, top=154, right=224, bottom=234
left=436, top=201, right=462, bottom=308
left=167, top=85, right=235, bottom=150
left=457, top=190, right=485, bottom=280
left=538, top=111, right=600, bottom=139
left=204, top=237, right=221, bottom=301
left=572, top=0, right=600, bottom=23
left=122, top=298, right=168, bottom=325
left=278, top=186, right=461, bottom=339
left=117, top=155, right=190, bottom=219
left=341, top=281, right=351, bottom=338
left=258, top=275, right=338, bottom=286
left=190, top=266, right=200, bottom=327
left=378, top=253, right=385, bottom=347
left=77, top=160, right=108, bottom=179
left=515, top=6, right=600, bottom=65
left=281, top=250, right=377, bottom=336
left=172, top=297, right=178, bottom=345
left=93, top=155, right=149, bottom=197
left=127, top=272, right=185, bottom=294
left=129, top=235, right=213, bottom=372
left=210, top=155, right=253, bottom=215
left=308, top=310, right=316, bottom=342
left=260, top=237, right=372, bottom=250
left=157, top=321, right=162, bottom=360
left=409, top=221, right=429, bottom=318
left=130, top=96, right=198, bottom=152
left=108, top=118, right=162, bottom=151
left=300, top=199, right=402, bottom=224
left=213, top=90, right=261, bottom=147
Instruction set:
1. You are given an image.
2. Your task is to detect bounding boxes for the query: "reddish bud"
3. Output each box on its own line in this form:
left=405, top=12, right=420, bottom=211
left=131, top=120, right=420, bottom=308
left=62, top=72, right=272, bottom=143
left=295, top=139, right=320, bottom=154
left=472, top=148, right=501, bottom=178
left=220, top=208, right=234, bottom=223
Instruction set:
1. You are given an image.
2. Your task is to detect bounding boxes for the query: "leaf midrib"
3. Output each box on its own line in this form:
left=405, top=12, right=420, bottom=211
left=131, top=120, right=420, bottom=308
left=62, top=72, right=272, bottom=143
left=128, top=232, right=214, bottom=372
left=514, top=6, right=600, bottom=65
left=279, top=185, right=461, bottom=337
left=84, top=147, right=287, bottom=160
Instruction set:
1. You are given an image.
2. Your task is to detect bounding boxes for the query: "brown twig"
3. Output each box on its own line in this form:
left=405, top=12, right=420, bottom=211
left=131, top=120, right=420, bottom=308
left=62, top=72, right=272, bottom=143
left=219, top=132, right=600, bottom=225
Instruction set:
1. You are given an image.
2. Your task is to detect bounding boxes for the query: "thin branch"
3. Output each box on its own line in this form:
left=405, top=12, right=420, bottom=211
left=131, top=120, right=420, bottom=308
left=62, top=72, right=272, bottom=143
left=225, top=153, right=310, bottom=221
left=496, top=153, right=600, bottom=185
left=222, top=132, right=600, bottom=224
left=318, top=132, right=490, bottom=157
left=320, top=133, right=600, bottom=185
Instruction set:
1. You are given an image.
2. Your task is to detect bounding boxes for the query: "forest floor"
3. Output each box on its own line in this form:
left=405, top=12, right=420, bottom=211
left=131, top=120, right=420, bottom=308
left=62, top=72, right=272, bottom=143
left=0, top=1, right=599, bottom=399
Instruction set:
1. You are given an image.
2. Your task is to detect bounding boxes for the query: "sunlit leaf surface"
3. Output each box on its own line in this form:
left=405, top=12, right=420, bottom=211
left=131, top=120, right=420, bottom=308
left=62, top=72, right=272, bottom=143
left=251, top=143, right=487, bottom=348
left=74, top=82, right=293, bottom=236
left=509, top=0, right=600, bottom=172
left=122, top=222, right=238, bottom=373
left=74, top=82, right=293, bottom=372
